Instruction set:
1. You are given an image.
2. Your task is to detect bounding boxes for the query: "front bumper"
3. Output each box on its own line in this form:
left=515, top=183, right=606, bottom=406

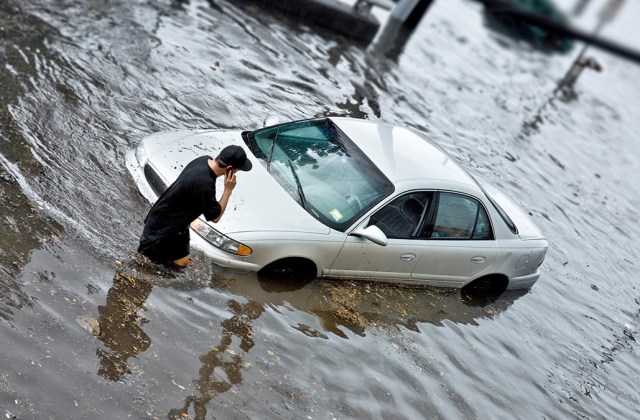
left=127, top=149, right=261, bottom=271
left=125, top=149, right=159, bottom=205
left=189, top=231, right=261, bottom=271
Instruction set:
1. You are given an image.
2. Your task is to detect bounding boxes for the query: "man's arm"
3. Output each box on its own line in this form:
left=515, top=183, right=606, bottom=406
left=213, top=170, right=237, bottom=223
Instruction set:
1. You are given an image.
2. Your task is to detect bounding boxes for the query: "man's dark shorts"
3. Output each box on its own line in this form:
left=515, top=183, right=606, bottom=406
left=138, top=229, right=190, bottom=263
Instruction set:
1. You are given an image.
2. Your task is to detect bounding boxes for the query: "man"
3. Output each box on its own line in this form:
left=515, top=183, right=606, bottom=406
left=138, top=145, right=252, bottom=268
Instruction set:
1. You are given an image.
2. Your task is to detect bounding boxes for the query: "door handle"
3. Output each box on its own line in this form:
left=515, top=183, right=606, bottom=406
left=471, top=256, right=486, bottom=264
left=400, top=254, right=415, bottom=261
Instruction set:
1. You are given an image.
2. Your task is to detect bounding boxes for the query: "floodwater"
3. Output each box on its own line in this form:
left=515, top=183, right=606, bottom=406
left=1, top=0, right=639, bottom=418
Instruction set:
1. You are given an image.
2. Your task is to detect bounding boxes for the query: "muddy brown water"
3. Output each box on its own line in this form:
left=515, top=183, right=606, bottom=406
left=1, top=0, right=639, bottom=418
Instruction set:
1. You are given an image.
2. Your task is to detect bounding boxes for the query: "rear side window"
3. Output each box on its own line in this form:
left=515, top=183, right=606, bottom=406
left=430, top=193, right=493, bottom=240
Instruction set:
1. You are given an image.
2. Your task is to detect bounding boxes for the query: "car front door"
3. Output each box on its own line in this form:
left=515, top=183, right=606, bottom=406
left=410, top=192, right=497, bottom=287
left=328, top=193, right=431, bottom=281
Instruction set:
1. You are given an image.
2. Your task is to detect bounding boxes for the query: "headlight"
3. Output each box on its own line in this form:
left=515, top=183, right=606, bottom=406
left=190, top=219, right=252, bottom=256
left=135, top=144, right=148, bottom=166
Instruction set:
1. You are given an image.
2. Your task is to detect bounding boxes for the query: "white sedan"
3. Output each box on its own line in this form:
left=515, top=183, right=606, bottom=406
left=126, top=117, right=547, bottom=292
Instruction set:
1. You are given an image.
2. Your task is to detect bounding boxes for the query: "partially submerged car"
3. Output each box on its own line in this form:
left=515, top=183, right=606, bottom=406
left=126, top=117, right=547, bottom=291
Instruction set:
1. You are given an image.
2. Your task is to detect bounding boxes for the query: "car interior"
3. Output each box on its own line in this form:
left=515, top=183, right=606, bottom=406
left=369, top=195, right=427, bottom=239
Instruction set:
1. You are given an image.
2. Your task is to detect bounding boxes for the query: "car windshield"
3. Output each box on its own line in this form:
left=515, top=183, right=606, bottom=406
left=244, top=118, right=394, bottom=231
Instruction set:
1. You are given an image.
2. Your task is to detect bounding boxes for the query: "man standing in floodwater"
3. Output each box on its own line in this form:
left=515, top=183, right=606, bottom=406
left=138, top=145, right=252, bottom=267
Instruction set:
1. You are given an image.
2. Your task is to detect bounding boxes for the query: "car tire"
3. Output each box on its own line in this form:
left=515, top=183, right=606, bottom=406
left=460, top=275, right=508, bottom=307
left=258, top=258, right=317, bottom=282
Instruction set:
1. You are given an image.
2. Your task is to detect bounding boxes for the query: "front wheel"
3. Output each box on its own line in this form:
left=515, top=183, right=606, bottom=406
left=258, top=258, right=317, bottom=281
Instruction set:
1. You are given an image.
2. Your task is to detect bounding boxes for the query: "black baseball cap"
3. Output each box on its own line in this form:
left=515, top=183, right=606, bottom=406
left=218, top=145, right=252, bottom=171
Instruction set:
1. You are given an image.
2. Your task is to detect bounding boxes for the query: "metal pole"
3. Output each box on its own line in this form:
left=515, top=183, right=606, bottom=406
left=391, top=0, right=420, bottom=21
left=403, top=0, right=435, bottom=29
left=371, top=0, right=435, bottom=58
left=572, top=0, right=591, bottom=16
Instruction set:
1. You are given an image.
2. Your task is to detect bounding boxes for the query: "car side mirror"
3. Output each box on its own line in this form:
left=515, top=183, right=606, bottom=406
left=263, top=115, right=279, bottom=127
left=351, top=225, right=388, bottom=246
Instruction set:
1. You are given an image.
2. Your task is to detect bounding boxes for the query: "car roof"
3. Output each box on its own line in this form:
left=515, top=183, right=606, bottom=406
left=330, top=117, right=479, bottom=190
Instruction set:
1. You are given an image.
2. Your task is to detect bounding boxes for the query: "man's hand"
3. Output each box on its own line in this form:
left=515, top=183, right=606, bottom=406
left=214, top=169, right=238, bottom=223
left=224, top=169, right=237, bottom=191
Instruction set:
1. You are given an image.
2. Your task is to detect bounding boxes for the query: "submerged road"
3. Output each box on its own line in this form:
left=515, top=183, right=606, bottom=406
left=1, top=0, right=639, bottom=418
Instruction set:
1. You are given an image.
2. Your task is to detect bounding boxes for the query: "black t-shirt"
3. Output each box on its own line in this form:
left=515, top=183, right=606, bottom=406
left=140, top=156, right=221, bottom=245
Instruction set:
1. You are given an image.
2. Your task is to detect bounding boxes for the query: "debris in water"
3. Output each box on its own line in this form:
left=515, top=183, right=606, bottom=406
left=75, top=315, right=100, bottom=336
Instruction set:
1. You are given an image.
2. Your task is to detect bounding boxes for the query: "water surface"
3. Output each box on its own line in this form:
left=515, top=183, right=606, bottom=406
left=1, top=0, right=639, bottom=418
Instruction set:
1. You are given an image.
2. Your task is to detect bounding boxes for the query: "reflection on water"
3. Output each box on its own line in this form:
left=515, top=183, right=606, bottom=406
left=92, top=254, right=525, bottom=419
left=208, top=254, right=526, bottom=335
left=99, top=260, right=267, bottom=418
left=285, top=279, right=524, bottom=335
left=96, top=271, right=152, bottom=381
left=94, top=258, right=270, bottom=419
left=168, top=299, right=264, bottom=419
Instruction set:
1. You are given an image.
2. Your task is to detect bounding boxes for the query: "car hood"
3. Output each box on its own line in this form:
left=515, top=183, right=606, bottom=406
left=140, top=129, right=331, bottom=235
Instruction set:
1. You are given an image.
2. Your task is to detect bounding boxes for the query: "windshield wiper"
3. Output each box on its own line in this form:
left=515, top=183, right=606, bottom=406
left=267, top=128, right=279, bottom=172
left=287, top=159, right=307, bottom=209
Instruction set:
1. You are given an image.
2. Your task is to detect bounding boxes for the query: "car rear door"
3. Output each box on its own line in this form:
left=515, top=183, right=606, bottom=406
left=410, top=192, right=497, bottom=287
left=410, top=241, right=497, bottom=287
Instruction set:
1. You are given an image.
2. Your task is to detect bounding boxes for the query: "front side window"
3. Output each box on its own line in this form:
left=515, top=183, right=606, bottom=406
left=430, top=193, right=493, bottom=239
left=368, top=193, right=431, bottom=239
left=244, top=118, right=394, bottom=231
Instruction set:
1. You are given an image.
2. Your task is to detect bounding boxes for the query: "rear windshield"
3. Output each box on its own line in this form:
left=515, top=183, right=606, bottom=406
left=475, top=179, right=518, bottom=235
